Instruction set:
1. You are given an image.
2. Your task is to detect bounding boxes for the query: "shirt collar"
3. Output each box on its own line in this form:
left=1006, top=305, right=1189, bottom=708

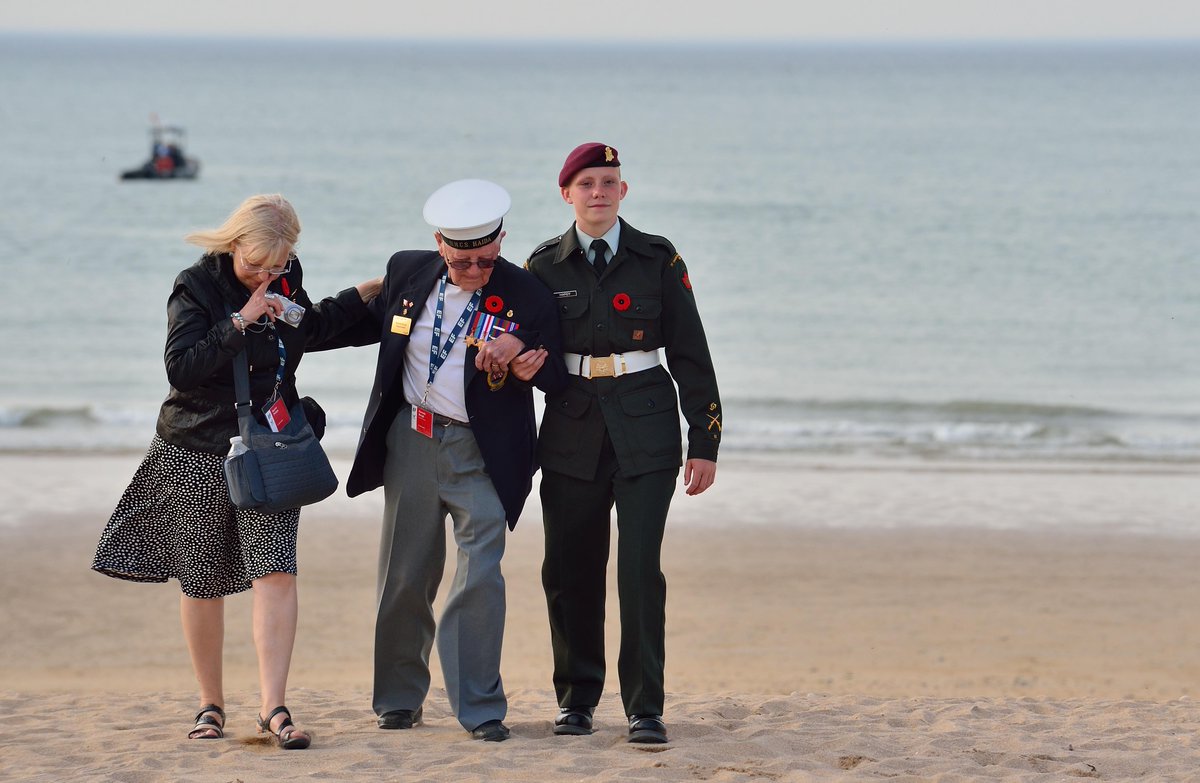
left=574, top=221, right=621, bottom=257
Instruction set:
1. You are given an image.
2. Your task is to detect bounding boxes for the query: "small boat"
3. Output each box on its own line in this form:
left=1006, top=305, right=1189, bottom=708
left=120, top=121, right=201, bottom=181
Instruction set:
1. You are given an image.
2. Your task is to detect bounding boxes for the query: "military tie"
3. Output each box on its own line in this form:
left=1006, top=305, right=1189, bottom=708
left=591, top=238, right=609, bottom=276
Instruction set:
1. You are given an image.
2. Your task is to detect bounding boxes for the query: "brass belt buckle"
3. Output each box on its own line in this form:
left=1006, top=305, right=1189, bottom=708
left=589, top=355, right=615, bottom=378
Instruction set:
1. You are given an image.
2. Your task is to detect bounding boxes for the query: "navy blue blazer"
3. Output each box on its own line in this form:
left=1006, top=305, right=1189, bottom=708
left=336, top=250, right=566, bottom=528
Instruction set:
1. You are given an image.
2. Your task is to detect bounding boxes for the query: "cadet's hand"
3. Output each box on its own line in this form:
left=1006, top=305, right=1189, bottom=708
left=683, top=458, right=716, bottom=496
left=474, top=333, right=523, bottom=373
left=510, top=348, right=549, bottom=381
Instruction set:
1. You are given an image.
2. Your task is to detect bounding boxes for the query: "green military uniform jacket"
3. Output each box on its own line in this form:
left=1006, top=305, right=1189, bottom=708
left=525, top=218, right=722, bottom=481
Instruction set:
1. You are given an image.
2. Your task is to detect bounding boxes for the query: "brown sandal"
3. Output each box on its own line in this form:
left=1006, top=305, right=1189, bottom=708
left=188, top=704, right=225, bottom=739
left=257, top=706, right=311, bottom=750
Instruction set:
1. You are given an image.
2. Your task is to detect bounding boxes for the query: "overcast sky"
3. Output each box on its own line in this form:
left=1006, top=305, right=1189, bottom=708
left=3, top=0, right=1200, bottom=41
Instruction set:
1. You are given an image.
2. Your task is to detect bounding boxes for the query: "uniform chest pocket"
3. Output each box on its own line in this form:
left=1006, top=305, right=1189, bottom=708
left=613, top=295, right=662, bottom=346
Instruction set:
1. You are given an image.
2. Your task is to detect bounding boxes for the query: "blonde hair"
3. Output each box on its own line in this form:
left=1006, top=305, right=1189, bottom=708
left=184, top=194, right=301, bottom=262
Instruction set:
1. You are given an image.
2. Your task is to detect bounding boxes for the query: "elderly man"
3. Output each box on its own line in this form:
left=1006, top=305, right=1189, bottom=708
left=337, top=179, right=566, bottom=742
left=525, top=144, right=722, bottom=744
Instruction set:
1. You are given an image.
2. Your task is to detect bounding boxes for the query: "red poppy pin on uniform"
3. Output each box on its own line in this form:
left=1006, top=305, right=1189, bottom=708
left=613, top=293, right=631, bottom=311
left=485, top=295, right=504, bottom=313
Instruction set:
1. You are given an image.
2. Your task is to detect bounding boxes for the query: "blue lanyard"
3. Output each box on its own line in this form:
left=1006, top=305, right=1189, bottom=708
left=261, top=324, right=285, bottom=403
left=273, top=329, right=286, bottom=394
left=427, top=275, right=482, bottom=389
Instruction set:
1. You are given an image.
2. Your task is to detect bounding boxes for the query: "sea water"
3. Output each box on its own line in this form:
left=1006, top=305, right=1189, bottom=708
left=0, top=36, right=1197, bottom=462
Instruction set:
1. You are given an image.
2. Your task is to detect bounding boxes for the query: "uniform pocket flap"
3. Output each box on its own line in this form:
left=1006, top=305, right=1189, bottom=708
left=548, top=384, right=593, bottom=419
left=618, top=382, right=676, bottom=417
left=556, top=297, right=589, bottom=320
left=626, top=296, right=662, bottom=318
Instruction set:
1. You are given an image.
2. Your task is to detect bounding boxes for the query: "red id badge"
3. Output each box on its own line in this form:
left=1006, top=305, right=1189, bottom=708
left=411, top=405, right=434, bottom=438
left=264, top=398, right=290, bottom=432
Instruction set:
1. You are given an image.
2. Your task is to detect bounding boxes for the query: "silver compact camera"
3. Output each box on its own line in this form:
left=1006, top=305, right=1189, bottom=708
left=265, top=293, right=305, bottom=326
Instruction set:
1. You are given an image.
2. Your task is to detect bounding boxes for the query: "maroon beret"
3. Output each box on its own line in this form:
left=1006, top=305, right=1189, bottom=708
left=558, top=142, right=620, bottom=187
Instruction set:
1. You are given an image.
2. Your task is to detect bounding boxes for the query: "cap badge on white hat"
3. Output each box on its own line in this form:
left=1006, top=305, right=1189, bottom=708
left=423, top=179, right=512, bottom=250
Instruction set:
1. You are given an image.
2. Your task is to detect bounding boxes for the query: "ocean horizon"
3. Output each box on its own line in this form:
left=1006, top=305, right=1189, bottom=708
left=1, top=35, right=1197, bottom=463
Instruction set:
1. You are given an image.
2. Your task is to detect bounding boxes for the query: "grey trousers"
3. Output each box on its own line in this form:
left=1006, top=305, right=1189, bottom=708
left=373, top=410, right=508, bottom=730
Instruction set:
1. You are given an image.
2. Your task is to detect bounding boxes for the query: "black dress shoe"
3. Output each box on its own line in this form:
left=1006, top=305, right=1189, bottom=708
left=377, top=707, right=423, bottom=730
left=471, top=719, right=511, bottom=742
left=628, top=714, right=668, bottom=744
left=553, top=705, right=595, bottom=736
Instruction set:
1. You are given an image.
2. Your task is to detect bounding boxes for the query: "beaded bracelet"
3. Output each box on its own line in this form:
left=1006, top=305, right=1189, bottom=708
left=230, top=312, right=247, bottom=334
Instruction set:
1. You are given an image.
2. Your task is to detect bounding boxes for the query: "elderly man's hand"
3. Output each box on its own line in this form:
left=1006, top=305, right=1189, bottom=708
left=474, top=333, right=524, bottom=373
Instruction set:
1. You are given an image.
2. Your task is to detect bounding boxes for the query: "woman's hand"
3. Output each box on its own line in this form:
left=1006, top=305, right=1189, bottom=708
left=237, top=278, right=282, bottom=324
left=356, top=276, right=384, bottom=303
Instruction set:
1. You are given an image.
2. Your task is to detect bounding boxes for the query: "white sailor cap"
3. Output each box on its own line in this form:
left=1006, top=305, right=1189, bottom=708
left=423, top=179, right=512, bottom=250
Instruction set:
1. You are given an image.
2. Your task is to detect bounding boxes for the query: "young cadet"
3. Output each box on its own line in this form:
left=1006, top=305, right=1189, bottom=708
left=525, top=143, right=722, bottom=744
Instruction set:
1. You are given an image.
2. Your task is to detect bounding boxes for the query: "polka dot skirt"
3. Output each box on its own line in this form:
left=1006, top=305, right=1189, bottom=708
left=93, top=435, right=300, bottom=599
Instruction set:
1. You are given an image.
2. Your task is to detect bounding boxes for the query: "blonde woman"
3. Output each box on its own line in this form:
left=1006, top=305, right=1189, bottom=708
left=93, top=194, right=381, bottom=749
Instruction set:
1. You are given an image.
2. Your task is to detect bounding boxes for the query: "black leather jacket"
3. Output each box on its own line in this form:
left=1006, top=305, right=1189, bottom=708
left=155, top=253, right=369, bottom=454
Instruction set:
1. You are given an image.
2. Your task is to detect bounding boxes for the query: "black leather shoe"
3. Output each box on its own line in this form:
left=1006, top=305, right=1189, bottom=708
left=471, top=719, right=511, bottom=742
left=628, top=714, right=668, bottom=744
left=553, top=705, right=595, bottom=736
left=377, top=707, right=423, bottom=730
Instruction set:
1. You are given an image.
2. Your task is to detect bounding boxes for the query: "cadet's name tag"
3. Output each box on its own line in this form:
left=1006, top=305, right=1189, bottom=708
left=553, top=290, right=578, bottom=299
left=411, top=404, right=433, bottom=438
left=391, top=315, right=412, bottom=335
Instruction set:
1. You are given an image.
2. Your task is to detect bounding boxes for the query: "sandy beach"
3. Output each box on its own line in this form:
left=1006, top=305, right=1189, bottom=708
left=3, top=453, right=1200, bottom=781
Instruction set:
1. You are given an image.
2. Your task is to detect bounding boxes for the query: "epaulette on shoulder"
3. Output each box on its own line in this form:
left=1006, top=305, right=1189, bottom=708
left=643, top=232, right=677, bottom=254
left=530, top=235, right=562, bottom=257
left=526, top=235, right=563, bottom=266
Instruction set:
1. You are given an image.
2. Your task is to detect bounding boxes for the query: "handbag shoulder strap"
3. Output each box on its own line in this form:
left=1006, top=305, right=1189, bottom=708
left=225, top=296, right=254, bottom=417
left=222, top=290, right=264, bottom=442
left=232, top=349, right=253, bottom=408
left=231, top=348, right=258, bottom=442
